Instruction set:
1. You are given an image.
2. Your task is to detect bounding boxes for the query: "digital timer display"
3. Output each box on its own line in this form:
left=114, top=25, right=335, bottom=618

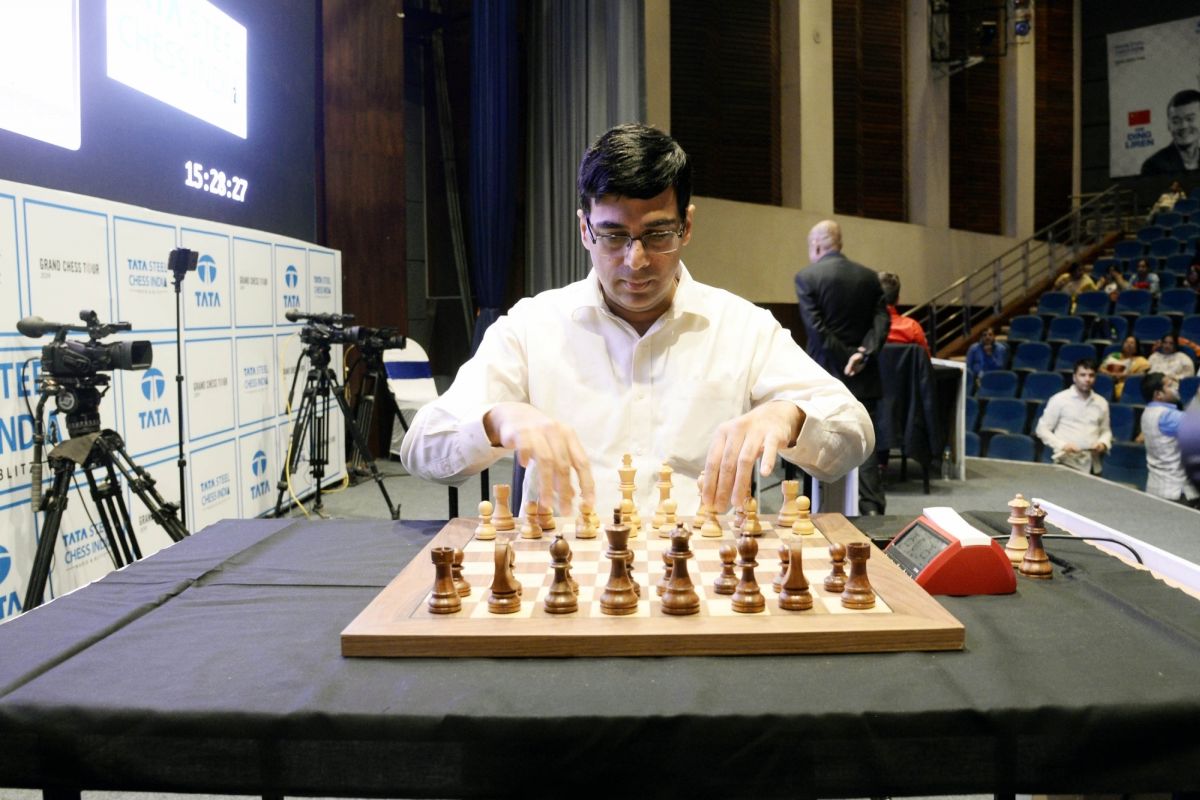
left=185, top=161, right=248, bottom=202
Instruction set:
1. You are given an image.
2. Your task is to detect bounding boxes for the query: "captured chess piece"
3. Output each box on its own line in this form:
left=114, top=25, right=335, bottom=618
left=492, top=484, right=515, bottom=532
left=777, top=479, right=801, bottom=528
left=840, top=541, right=876, bottom=609
left=1019, top=502, right=1053, bottom=580
left=713, top=542, right=738, bottom=595
left=1005, top=493, right=1031, bottom=567
left=487, top=541, right=523, bottom=614
left=661, top=524, right=700, bottom=616
left=791, top=496, right=815, bottom=536
left=731, top=533, right=765, bottom=613
left=520, top=500, right=543, bottom=540
left=428, top=546, right=462, bottom=614
left=475, top=500, right=497, bottom=541
left=778, top=542, right=813, bottom=611
left=544, top=534, right=578, bottom=614
left=452, top=548, right=471, bottom=597
left=824, top=541, right=847, bottom=593
left=600, top=509, right=639, bottom=615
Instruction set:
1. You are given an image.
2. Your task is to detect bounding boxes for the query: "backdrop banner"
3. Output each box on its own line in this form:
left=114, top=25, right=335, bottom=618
left=0, top=177, right=343, bottom=619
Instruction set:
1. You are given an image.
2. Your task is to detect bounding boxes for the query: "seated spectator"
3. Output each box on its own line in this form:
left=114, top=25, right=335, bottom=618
left=1052, top=261, right=1097, bottom=308
left=965, top=326, right=1008, bottom=388
left=1148, top=334, right=1196, bottom=381
left=1130, top=258, right=1161, bottom=298
left=1099, top=262, right=1130, bottom=302
left=1186, top=261, right=1200, bottom=293
left=1035, top=358, right=1111, bottom=474
left=1139, top=372, right=1200, bottom=507
left=1101, top=335, right=1151, bottom=399
left=1148, top=180, right=1187, bottom=220
left=879, top=272, right=930, bottom=356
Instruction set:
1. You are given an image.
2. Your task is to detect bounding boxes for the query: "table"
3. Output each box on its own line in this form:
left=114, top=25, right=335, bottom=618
left=2, top=513, right=1199, bottom=798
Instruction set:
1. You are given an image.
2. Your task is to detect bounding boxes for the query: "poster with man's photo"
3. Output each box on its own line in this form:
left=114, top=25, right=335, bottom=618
left=1107, top=16, right=1200, bottom=178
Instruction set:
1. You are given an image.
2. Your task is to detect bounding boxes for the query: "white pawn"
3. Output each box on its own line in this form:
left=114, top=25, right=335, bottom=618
left=791, top=496, right=815, bottom=536
left=475, top=500, right=497, bottom=540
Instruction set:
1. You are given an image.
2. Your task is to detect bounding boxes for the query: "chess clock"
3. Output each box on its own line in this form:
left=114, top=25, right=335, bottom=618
left=884, top=507, right=1016, bottom=596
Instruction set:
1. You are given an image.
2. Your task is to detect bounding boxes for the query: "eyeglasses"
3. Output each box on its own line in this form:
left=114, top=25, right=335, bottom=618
left=585, top=217, right=684, bottom=256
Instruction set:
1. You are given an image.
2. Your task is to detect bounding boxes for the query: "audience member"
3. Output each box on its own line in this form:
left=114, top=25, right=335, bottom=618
left=1099, top=262, right=1130, bottom=302
left=1148, top=180, right=1187, bottom=220
left=1147, top=334, right=1196, bottom=382
left=1130, top=258, right=1161, bottom=298
left=795, top=220, right=890, bottom=515
left=965, top=327, right=1009, bottom=388
left=878, top=272, right=930, bottom=356
left=1139, top=372, right=1200, bottom=507
left=1186, top=260, right=1200, bottom=293
left=1101, top=335, right=1151, bottom=400
left=1052, top=261, right=1097, bottom=308
left=1036, top=359, right=1112, bottom=474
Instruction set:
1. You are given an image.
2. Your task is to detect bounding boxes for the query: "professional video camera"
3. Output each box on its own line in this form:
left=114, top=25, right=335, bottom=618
left=285, top=310, right=406, bottom=351
left=17, top=310, right=152, bottom=438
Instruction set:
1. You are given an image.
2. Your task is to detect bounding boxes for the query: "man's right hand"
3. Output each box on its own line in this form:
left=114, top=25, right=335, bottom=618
left=483, top=402, right=596, bottom=514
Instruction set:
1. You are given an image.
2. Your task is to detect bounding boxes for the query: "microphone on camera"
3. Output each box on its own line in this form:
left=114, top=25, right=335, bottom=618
left=284, top=310, right=354, bottom=325
left=16, top=316, right=80, bottom=339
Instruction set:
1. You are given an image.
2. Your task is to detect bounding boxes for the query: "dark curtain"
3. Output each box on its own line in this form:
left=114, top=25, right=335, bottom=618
left=468, top=0, right=519, bottom=354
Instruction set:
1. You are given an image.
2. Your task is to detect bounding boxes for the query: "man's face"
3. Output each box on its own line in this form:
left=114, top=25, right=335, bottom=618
left=1168, top=101, right=1200, bottom=150
left=1159, top=377, right=1181, bottom=404
left=1161, top=336, right=1177, bottom=354
left=579, top=188, right=693, bottom=331
left=982, top=329, right=996, bottom=347
left=1073, top=366, right=1096, bottom=395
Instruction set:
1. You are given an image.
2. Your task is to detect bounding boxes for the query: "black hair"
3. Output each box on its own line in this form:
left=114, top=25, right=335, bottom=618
left=1168, top=89, right=1200, bottom=111
left=879, top=272, right=901, bottom=305
left=1141, top=372, right=1166, bottom=403
left=578, top=123, right=692, bottom=221
left=1073, top=358, right=1097, bottom=373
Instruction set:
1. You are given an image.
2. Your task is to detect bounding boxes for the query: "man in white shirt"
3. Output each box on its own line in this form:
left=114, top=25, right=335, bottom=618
left=1139, top=372, right=1200, bottom=507
left=1035, top=359, right=1112, bottom=474
left=400, top=123, right=873, bottom=515
left=1147, top=334, right=1195, bottom=383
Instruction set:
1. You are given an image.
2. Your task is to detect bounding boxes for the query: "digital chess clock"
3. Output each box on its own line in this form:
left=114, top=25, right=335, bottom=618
left=884, top=507, right=1016, bottom=596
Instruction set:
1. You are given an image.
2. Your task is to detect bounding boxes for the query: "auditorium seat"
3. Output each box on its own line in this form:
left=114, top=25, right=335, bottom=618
left=1131, top=315, right=1172, bottom=346
left=965, top=431, right=981, bottom=457
left=1173, top=223, right=1200, bottom=242
left=1108, top=404, right=1137, bottom=442
left=1153, top=211, right=1183, bottom=230
left=1149, top=237, right=1183, bottom=260
left=985, top=433, right=1036, bottom=462
left=1092, top=372, right=1115, bottom=401
left=1136, top=226, right=1166, bottom=244
left=1101, top=442, right=1148, bottom=491
left=965, top=396, right=979, bottom=431
left=1119, top=375, right=1146, bottom=408
left=976, top=370, right=1019, bottom=399
left=1113, top=240, right=1145, bottom=260
left=1006, top=314, right=1044, bottom=344
left=1035, top=293, right=1070, bottom=320
left=1158, top=289, right=1198, bottom=323
left=1163, top=253, right=1192, bottom=275
left=1173, top=197, right=1199, bottom=216
left=1180, top=376, right=1199, bottom=407
left=1180, top=315, right=1200, bottom=344
left=1010, top=341, right=1053, bottom=375
left=1021, top=371, right=1065, bottom=405
left=1045, top=315, right=1086, bottom=348
left=1073, top=291, right=1111, bottom=329
left=1113, top=289, right=1153, bottom=323
left=1055, top=342, right=1099, bottom=374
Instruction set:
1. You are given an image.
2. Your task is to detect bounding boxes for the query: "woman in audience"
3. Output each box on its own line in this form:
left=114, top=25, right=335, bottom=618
left=1101, top=335, right=1151, bottom=399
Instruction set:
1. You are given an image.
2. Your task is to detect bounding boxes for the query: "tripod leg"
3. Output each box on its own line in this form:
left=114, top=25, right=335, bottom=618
left=23, top=463, right=74, bottom=609
left=112, top=448, right=189, bottom=541
left=84, top=465, right=132, bottom=567
left=273, top=371, right=317, bottom=517
left=330, top=370, right=401, bottom=520
left=309, top=382, right=329, bottom=515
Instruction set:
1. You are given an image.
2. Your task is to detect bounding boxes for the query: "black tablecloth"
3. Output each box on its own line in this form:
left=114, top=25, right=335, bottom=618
left=1, top=515, right=1199, bottom=798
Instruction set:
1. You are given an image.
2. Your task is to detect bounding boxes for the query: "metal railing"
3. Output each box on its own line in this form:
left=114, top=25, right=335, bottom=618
left=909, top=186, right=1138, bottom=355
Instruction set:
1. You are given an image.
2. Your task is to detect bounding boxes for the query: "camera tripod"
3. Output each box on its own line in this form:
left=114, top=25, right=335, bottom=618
left=346, top=346, right=393, bottom=481
left=25, top=410, right=188, bottom=609
left=273, top=340, right=400, bottom=519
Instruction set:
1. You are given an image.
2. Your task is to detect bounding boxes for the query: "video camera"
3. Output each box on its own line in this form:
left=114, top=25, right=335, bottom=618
left=17, top=310, right=153, bottom=378
left=286, top=309, right=406, bottom=352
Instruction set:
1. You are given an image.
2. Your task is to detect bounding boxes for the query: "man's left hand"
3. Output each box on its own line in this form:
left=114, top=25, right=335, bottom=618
left=702, top=401, right=805, bottom=512
left=844, top=349, right=867, bottom=376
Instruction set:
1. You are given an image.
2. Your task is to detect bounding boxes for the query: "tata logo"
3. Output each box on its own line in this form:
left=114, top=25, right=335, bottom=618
left=141, top=367, right=166, bottom=401
left=197, top=254, right=218, bottom=283
left=282, top=265, right=301, bottom=309
left=0, top=545, right=20, bottom=620
left=138, top=368, right=171, bottom=430
left=249, top=449, right=271, bottom=498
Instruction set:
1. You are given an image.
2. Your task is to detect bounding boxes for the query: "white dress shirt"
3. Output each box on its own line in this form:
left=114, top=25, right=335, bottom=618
left=400, top=265, right=873, bottom=514
left=1035, top=387, right=1112, bottom=474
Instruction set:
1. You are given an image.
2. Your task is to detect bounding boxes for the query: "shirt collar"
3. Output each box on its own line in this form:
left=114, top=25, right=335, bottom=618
left=571, top=262, right=711, bottom=325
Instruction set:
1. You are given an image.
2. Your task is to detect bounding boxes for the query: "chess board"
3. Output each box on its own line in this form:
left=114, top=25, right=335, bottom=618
left=341, top=513, right=965, bottom=657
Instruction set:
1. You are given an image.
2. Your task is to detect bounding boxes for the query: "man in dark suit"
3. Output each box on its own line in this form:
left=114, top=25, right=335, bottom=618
left=794, top=220, right=889, bottom=514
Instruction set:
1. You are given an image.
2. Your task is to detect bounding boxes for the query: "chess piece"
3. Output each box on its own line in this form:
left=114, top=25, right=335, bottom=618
left=777, top=479, right=801, bottom=528
left=732, top=500, right=747, bottom=531
left=663, top=497, right=678, bottom=527
left=656, top=547, right=673, bottom=596
left=1005, top=493, right=1031, bottom=568
left=620, top=497, right=639, bottom=539
left=600, top=510, right=639, bottom=615
left=741, top=497, right=763, bottom=536
left=699, top=503, right=722, bottom=538
left=731, top=533, right=765, bottom=613
left=661, top=525, right=700, bottom=616
left=452, top=547, right=471, bottom=597
left=575, top=501, right=598, bottom=539
left=487, top=542, right=522, bottom=614
left=618, top=453, right=641, bottom=532
left=840, top=541, right=876, bottom=609
left=1019, top=503, right=1053, bottom=580
left=475, top=500, right=497, bottom=541
left=537, top=503, right=556, bottom=531
left=428, top=546, right=462, bottom=614
left=778, top=542, right=813, bottom=611
left=520, top=500, right=543, bottom=539
left=713, top=542, right=739, bottom=595
left=791, top=496, right=815, bottom=536
left=652, top=462, right=674, bottom=530
left=772, top=542, right=788, bottom=593
left=692, top=471, right=707, bottom=532
left=492, top=484, right=515, bottom=532
left=544, top=534, right=578, bottom=614
left=824, top=541, right=847, bottom=593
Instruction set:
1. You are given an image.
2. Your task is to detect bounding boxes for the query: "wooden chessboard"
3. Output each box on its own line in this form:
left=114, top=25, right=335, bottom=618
left=341, top=513, right=965, bottom=657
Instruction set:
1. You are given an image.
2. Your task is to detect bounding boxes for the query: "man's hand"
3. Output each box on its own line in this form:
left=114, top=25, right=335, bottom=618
left=702, top=401, right=805, bottom=512
left=483, top=402, right=595, bottom=513
left=844, top=348, right=867, bottom=377
left=1062, top=443, right=1081, bottom=453
left=1093, top=442, right=1109, bottom=455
